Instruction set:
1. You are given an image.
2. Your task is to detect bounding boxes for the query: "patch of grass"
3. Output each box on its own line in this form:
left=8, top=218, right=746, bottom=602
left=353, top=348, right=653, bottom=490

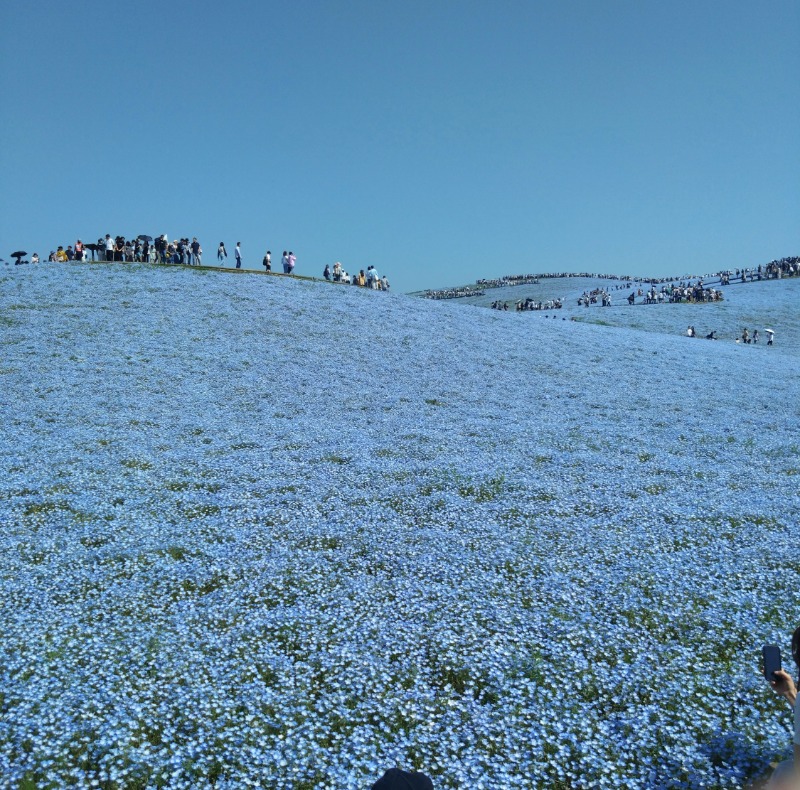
left=322, top=454, right=350, bottom=465
left=643, top=484, right=667, bottom=495
left=182, top=504, right=221, bottom=520
left=121, top=458, right=153, bottom=471
left=23, top=500, right=69, bottom=517
left=80, top=534, right=111, bottom=548
left=458, top=474, right=506, bottom=503
left=230, top=441, right=261, bottom=451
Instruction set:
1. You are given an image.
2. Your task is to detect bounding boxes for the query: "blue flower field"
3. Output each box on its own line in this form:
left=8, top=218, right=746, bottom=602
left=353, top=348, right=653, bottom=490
left=1, top=263, right=798, bottom=789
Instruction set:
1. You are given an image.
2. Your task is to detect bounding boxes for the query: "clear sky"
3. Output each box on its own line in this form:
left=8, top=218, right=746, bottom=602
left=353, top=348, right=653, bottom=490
left=1, top=0, right=798, bottom=292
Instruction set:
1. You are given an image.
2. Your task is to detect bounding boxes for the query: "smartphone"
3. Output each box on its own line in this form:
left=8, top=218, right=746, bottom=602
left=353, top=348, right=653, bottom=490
left=763, top=644, right=782, bottom=682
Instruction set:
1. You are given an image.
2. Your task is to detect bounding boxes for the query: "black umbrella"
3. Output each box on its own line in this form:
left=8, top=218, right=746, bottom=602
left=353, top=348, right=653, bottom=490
left=85, top=243, right=99, bottom=251
left=11, top=250, right=27, bottom=258
left=137, top=234, right=153, bottom=242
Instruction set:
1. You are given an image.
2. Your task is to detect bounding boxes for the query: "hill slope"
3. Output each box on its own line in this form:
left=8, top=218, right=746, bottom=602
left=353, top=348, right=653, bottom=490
left=1, top=263, right=799, bottom=789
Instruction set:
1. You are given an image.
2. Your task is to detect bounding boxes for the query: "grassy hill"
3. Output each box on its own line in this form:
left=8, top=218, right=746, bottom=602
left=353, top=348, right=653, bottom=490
left=1, top=263, right=799, bottom=789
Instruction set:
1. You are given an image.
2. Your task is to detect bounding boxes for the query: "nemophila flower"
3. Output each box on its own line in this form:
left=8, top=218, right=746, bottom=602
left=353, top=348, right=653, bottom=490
left=0, top=265, right=798, bottom=787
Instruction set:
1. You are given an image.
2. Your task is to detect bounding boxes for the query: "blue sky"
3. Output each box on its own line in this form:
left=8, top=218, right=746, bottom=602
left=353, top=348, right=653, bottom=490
left=1, top=0, right=798, bottom=292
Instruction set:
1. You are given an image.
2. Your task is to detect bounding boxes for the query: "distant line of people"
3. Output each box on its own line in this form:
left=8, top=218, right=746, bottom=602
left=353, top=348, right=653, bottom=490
left=424, top=286, right=486, bottom=300
left=489, top=298, right=563, bottom=311
left=418, top=256, right=799, bottom=300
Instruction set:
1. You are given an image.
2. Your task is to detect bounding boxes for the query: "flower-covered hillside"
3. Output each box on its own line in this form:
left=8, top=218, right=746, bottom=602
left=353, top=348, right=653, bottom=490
left=1, top=263, right=798, bottom=789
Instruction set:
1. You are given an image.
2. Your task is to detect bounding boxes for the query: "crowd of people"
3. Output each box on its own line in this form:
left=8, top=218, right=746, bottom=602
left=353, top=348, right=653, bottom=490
left=38, top=235, right=208, bottom=265
left=578, top=288, right=614, bottom=307
left=490, top=298, right=563, bottom=311
left=718, top=256, right=799, bottom=285
left=8, top=233, right=393, bottom=291
left=322, top=262, right=390, bottom=290
left=628, top=282, right=724, bottom=305
left=423, top=285, right=487, bottom=300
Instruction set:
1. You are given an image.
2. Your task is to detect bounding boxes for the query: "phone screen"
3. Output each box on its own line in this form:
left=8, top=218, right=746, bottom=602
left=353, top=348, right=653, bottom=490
left=763, top=644, right=782, bottom=681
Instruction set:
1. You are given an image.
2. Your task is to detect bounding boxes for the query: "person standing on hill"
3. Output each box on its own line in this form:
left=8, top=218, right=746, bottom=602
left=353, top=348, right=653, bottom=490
left=235, top=242, right=242, bottom=269
left=218, top=242, right=227, bottom=265
left=105, top=234, right=114, bottom=262
left=287, top=251, right=296, bottom=274
left=263, top=250, right=271, bottom=272
left=281, top=251, right=289, bottom=273
left=191, top=238, right=201, bottom=266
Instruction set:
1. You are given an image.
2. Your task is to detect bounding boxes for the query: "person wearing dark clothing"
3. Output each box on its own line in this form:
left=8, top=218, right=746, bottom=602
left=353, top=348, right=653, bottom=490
left=371, top=768, right=434, bottom=790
